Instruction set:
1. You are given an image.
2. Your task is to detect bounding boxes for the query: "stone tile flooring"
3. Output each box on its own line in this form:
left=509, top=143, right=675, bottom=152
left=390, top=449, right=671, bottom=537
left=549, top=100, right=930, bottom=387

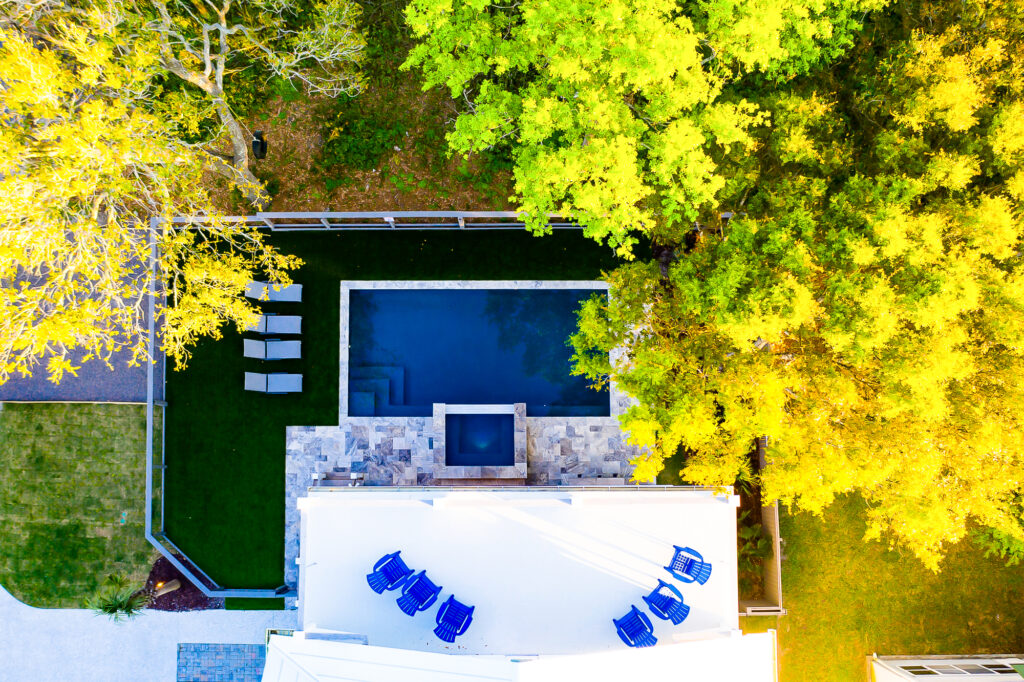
left=176, top=643, right=265, bottom=682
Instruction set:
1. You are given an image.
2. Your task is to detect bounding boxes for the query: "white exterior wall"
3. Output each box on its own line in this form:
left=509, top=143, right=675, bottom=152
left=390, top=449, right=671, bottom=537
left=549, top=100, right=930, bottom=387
left=263, top=630, right=779, bottom=682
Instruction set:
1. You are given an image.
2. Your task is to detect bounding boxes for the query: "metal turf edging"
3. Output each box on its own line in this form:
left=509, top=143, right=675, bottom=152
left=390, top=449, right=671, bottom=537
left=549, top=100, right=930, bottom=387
left=144, top=217, right=293, bottom=599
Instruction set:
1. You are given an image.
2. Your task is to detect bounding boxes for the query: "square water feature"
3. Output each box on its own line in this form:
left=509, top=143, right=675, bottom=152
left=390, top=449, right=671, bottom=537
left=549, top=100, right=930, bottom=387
left=445, top=413, right=515, bottom=467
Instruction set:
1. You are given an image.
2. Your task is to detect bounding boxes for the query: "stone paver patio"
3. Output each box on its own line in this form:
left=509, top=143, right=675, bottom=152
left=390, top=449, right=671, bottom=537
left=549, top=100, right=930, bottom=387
left=283, top=414, right=641, bottom=586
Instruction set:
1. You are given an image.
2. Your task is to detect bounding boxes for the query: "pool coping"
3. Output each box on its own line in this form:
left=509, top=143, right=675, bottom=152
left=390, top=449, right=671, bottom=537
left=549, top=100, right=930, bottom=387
left=338, top=280, right=614, bottom=421
left=434, top=403, right=528, bottom=479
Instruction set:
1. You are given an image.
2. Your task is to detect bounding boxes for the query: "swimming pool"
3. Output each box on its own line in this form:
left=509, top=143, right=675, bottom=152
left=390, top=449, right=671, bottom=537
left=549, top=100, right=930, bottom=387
left=347, top=287, right=609, bottom=417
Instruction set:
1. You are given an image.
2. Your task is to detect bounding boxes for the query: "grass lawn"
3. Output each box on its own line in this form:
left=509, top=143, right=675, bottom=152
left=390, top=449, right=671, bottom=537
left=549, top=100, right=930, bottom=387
left=741, top=495, right=1024, bottom=681
left=163, top=229, right=623, bottom=589
left=0, top=403, right=157, bottom=607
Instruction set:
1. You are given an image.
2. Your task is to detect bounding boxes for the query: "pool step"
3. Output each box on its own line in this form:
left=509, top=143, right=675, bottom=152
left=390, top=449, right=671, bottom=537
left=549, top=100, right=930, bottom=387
left=348, top=366, right=403, bottom=403
left=350, top=378, right=391, bottom=407
left=349, top=391, right=376, bottom=416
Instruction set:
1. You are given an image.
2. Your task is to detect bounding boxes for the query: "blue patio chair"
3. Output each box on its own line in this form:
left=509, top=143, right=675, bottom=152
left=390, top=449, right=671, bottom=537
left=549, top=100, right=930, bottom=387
left=665, top=545, right=712, bottom=585
left=433, top=595, right=475, bottom=643
left=396, top=571, right=442, bottom=616
left=613, top=605, right=657, bottom=648
left=366, top=551, right=413, bottom=594
left=643, top=579, right=690, bottom=625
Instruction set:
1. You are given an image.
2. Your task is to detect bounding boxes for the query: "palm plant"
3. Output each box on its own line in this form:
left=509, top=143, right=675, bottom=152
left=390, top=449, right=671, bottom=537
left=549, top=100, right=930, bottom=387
left=86, top=575, right=152, bottom=623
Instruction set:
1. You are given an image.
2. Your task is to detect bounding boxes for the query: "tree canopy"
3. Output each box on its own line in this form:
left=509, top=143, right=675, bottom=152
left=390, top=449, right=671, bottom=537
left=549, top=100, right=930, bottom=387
left=403, top=0, right=885, bottom=256
left=0, top=0, right=361, bottom=381
left=568, top=0, right=1024, bottom=569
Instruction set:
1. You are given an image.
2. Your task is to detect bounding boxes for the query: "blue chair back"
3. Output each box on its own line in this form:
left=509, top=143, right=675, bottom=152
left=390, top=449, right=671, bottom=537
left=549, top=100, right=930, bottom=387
left=613, top=605, right=657, bottom=648
left=666, top=545, right=712, bottom=585
left=434, top=595, right=475, bottom=642
left=643, top=580, right=690, bottom=625
left=396, top=571, right=442, bottom=616
left=366, top=551, right=412, bottom=593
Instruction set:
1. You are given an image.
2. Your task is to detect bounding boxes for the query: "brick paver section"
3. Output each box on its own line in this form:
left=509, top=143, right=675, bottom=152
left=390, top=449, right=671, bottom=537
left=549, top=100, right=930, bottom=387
left=177, top=643, right=266, bottom=682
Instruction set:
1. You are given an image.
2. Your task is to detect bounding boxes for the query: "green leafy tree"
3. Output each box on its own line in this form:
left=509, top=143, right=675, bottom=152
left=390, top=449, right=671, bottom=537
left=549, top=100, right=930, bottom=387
left=403, top=0, right=767, bottom=256
left=691, top=0, right=888, bottom=79
left=973, top=493, right=1024, bottom=568
left=403, top=0, right=887, bottom=255
left=571, top=0, right=1024, bottom=569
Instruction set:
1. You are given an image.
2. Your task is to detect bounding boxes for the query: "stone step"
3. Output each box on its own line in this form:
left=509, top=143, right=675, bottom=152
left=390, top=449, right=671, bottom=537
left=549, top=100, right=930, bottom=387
left=560, top=476, right=628, bottom=486
left=432, top=478, right=527, bottom=486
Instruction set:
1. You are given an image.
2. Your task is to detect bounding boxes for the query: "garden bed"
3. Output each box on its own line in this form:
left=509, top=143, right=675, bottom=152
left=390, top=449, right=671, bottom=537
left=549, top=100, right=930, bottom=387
left=145, top=556, right=223, bottom=612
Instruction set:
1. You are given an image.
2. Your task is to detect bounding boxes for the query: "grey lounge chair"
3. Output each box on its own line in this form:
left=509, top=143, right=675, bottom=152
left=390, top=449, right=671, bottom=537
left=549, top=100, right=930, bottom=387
left=243, top=339, right=302, bottom=360
left=244, top=372, right=303, bottom=394
left=245, top=280, right=303, bottom=303
left=248, top=314, right=302, bottom=335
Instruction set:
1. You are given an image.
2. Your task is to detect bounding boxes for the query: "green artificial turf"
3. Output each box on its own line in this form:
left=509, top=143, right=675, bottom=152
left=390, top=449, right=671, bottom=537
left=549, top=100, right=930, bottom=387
left=0, top=403, right=157, bottom=607
left=163, top=229, right=622, bottom=589
left=742, top=495, right=1024, bottom=681
left=225, top=597, right=285, bottom=610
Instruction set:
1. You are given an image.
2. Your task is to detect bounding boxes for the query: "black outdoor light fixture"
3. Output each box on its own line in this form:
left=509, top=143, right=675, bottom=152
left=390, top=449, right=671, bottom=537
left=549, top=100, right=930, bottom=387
left=252, top=131, right=268, bottom=160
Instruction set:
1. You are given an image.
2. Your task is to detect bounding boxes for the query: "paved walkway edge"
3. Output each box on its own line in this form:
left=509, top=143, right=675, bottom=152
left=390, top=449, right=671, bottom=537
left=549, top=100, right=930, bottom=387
left=0, top=584, right=297, bottom=682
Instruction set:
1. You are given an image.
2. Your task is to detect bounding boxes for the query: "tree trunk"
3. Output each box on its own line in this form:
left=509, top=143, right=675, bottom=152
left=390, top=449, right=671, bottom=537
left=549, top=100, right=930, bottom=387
left=206, top=154, right=270, bottom=209
left=210, top=96, right=270, bottom=209
left=157, top=49, right=270, bottom=209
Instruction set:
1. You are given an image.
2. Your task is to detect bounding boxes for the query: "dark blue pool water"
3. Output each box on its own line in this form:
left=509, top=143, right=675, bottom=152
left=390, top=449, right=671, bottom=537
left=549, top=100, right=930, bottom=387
left=348, top=288, right=609, bottom=417
left=445, top=414, right=515, bottom=466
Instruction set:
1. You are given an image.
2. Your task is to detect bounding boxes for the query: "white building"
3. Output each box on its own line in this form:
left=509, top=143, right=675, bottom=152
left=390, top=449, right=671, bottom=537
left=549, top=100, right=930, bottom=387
left=871, top=654, right=1024, bottom=679
left=262, top=487, right=778, bottom=681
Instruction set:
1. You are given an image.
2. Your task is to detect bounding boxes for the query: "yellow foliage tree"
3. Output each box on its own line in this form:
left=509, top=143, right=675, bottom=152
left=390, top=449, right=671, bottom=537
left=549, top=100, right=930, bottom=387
left=571, top=0, right=1024, bottom=569
left=0, top=2, right=300, bottom=383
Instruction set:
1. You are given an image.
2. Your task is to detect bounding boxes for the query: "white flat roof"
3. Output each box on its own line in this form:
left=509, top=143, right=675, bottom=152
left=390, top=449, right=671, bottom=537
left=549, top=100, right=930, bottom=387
left=262, top=630, right=778, bottom=682
left=296, top=488, right=740, bottom=656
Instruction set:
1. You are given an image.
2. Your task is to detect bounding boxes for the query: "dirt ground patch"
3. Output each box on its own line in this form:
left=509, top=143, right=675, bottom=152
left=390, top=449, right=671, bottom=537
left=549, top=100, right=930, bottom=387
left=204, top=76, right=513, bottom=215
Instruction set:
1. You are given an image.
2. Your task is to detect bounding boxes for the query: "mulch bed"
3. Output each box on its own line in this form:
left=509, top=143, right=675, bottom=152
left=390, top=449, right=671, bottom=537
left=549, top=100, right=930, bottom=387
left=144, top=556, right=224, bottom=612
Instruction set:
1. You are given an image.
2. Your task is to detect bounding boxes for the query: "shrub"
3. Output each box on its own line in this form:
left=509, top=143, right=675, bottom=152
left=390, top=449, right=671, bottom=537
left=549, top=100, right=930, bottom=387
left=737, top=509, right=773, bottom=595
left=973, top=527, right=1024, bottom=566
left=253, top=168, right=282, bottom=199
left=86, top=574, right=151, bottom=623
left=972, top=494, right=1024, bottom=566
left=317, top=99, right=406, bottom=174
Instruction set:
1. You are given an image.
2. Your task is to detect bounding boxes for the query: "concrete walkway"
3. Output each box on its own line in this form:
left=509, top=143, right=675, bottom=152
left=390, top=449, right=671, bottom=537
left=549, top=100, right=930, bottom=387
left=0, top=584, right=297, bottom=681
